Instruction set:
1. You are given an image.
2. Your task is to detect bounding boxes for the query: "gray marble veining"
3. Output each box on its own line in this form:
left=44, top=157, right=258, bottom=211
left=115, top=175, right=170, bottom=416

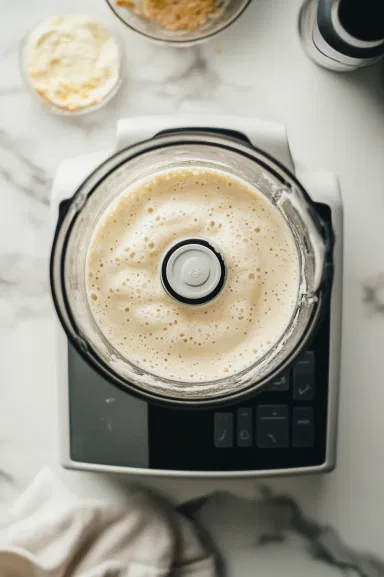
left=182, top=490, right=384, bottom=577
left=258, top=488, right=384, bottom=577
left=363, top=276, right=384, bottom=316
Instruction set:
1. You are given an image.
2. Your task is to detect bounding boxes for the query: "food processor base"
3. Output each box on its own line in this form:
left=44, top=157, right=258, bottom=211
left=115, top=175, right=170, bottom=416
left=51, top=116, right=343, bottom=477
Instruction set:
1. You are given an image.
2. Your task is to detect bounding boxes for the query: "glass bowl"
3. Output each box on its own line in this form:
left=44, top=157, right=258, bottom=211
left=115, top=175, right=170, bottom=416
left=20, top=14, right=124, bottom=116
left=105, top=0, right=252, bottom=46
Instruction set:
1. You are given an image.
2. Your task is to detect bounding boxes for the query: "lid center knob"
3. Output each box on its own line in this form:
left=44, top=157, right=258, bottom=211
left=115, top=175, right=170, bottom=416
left=181, top=257, right=211, bottom=287
left=161, top=238, right=226, bottom=305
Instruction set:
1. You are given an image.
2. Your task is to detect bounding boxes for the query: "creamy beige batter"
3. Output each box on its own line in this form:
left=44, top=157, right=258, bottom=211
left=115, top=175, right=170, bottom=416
left=86, top=168, right=299, bottom=382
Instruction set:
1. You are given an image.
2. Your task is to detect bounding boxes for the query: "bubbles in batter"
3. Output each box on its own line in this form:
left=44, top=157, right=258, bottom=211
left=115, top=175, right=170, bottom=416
left=86, top=168, right=299, bottom=382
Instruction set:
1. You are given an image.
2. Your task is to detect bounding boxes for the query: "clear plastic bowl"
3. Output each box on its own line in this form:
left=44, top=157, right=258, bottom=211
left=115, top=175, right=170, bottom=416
left=21, top=14, right=124, bottom=116
left=105, top=0, right=252, bottom=46
left=50, top=130, right=332, bottom=406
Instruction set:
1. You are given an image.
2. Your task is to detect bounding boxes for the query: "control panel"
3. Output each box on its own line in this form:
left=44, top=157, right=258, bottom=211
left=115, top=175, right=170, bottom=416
left=148, top=325, right=329, bottom=471
left=213, top=353, right=315, bottom=451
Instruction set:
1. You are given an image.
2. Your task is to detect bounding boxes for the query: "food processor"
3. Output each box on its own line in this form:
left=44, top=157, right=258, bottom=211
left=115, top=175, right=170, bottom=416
left=50, top=115, right=343, bottom=477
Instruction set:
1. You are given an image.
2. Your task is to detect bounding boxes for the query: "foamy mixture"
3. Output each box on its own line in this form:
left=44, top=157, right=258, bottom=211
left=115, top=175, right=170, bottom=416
left=86, top=169, right=299, bottom=382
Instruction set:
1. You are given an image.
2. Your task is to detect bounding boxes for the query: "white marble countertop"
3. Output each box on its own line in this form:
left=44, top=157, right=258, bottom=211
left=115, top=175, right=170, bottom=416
left=1, top=0, right=384, bottom=574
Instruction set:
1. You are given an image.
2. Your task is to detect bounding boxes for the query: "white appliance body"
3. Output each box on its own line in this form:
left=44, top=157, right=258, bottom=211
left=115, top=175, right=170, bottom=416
left=51, top=115, right=343, bottom=478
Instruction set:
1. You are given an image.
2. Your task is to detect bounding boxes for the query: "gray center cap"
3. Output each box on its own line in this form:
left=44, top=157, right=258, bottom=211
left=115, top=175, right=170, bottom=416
left=181, top=257, right=210, bottom=287
left=162, top=240, right=225, bottom=303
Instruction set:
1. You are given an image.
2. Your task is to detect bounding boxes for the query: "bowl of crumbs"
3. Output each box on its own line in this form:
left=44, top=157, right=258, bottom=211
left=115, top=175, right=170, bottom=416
left=22, top=14, right=123, bottom=115
left=106, top=0, right=252, bottom=45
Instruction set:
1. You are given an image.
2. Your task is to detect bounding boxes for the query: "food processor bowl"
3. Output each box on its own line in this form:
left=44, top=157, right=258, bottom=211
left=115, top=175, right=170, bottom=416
left=105, top=0, right=252, bottom=46
left=50, top=131, right=334, bottom=406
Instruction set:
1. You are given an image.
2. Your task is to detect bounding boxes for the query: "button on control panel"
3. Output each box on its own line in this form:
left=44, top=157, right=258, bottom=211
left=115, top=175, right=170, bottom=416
left=293, top=407, right=314, bottom=448
left=237, top=408, right=253, bottom=447
left=267, top=372, right=290, bottom=392
left=257, top=405, right=289, bottom=448
left=293, top=351, right=315, bottom=401
left=214, top=413, right=233, bottom=448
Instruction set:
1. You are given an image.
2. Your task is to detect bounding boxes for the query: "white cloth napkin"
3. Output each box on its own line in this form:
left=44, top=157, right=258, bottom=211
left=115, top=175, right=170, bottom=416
left=0, top=468, right=216, bottom=577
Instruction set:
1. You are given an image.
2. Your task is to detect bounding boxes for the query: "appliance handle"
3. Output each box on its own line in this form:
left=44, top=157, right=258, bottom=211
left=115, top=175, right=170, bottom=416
left=115, top=115, right=295, bottom=172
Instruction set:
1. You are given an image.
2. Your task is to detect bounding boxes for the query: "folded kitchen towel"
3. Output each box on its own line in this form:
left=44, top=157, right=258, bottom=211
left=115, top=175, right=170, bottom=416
left=0, top=468, right=216, bottom=577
